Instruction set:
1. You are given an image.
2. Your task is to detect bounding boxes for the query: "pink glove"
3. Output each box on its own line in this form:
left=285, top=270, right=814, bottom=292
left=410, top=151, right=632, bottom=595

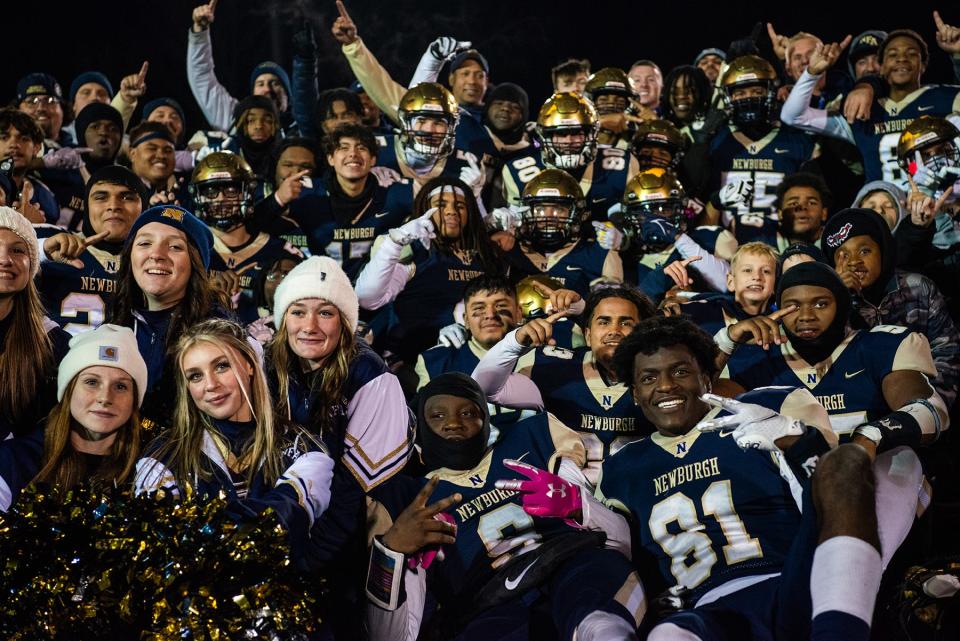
left=495, top=459, right=582, bottom=519
left=406, top=512, right=456, bottom=570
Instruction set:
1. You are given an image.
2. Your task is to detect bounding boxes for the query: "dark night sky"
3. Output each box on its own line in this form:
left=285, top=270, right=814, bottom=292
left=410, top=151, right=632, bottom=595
left=4, top=0, right=956, bottom=132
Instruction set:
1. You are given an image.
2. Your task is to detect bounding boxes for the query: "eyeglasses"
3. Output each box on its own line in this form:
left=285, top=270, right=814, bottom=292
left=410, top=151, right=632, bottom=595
left=21, top=95, right=60, bottom=107
left=198, top=183, right=242, bottom=199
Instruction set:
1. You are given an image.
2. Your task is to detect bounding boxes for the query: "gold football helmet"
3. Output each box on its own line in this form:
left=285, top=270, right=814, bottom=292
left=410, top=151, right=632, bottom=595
left=519, top=168, right=587, bottom=251
left=897, top=115, right=960, bottom=183
left=631, top=119, right=687, bottom=169
left=189, top=151, right=257, bottom=230
left=516, top=275, right=564, bottom=320
left=535, top=92, right=599, bottom=170
left=397, top=82, right=459, bottom=161
left=584, top=68, right=633, bottom=115
left=615, top=168, right=691, bottom=252
left=720, top=55, right=779, bottom=128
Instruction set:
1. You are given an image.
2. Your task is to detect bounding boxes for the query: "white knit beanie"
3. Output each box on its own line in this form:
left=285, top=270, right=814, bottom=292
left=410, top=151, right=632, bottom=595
left=57, top=324, right=149, bottom=406
left=273, top=256, right=359, bottom=332
left=0, top=206, right=39, bottom=277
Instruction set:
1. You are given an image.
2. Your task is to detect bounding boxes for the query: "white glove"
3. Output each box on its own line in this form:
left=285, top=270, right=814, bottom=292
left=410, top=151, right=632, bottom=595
left=592, top=221, right=625, bottom=250
left=490, top=204, right=527, bottom=234
left=370, top=165, right=402, bottom=188
left=696, top=393, right=806, bottom=451
left=437, top=322, right=468, bottom=348
left=429, top=36, right=472, bottom=61
left=389, top=208, right=436, bottom=248
left=718, top=178, right=754, bottom=209
left=912, top=164, right=960, bottom=198
left=42, top=146, right=91, bottom=170
left=459, top=155, right=485, bottom=201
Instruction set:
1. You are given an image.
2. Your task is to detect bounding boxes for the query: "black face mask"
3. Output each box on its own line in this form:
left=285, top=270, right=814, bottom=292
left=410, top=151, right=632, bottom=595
left=417, top=373, right=491, bottom=472
left=777, top=261, right=852, bottom=365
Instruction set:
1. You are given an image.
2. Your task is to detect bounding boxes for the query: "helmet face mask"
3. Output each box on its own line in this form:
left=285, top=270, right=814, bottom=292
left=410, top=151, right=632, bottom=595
left=631, top=119, right=686, bottom=170
left=540, top=127, right=596, bottom=170
left=897, top=115, right=960, bottom=191
left=398, top=83, right=460, bottom=167
left=519, top=198, right=580, bottom=251
left=720, top=56, right=779, bottom=131
left=536, top=92, right=599, bottom=170
left=519, top=168, right=586, bottom=252
left=400, top=113, right=457, bottom=160
left=619, top=167, right=692, bottom=253
left=189, top=152, right=257, bottom=232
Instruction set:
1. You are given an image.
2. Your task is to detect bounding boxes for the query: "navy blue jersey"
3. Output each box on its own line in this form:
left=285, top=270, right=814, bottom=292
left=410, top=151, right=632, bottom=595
left=38, top=166, right=85, bottom=228
left=505, top=238, right=618, bottom=297
left=709, top=125, right=816, bottom=245
left=598, top=386, right=824, bottom=594
left=726, top=326, right=937, bottom=436
left=851, top=85, right=960, bottom=189
left=633, top=226, right=735, bottom=302
left=414, top=413, right=585, bottom=591
left=416, top=340, right=538, bottom=429
left=384, top=240, right=490, bottom=359
left=36, top=227, right=120, bottom=335
left=287, top=179, right=413, bottom=281
left=517, top=346, right=654, bottom=485
left=209, top=232, right=300, bottom=325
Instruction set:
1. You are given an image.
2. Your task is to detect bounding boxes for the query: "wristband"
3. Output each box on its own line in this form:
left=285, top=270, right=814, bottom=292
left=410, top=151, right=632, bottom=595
left=713, top=326, right=739, bottom=356
left=854, top=410, right=922, bottom=453
left=365, top=536, right=406, bottom=611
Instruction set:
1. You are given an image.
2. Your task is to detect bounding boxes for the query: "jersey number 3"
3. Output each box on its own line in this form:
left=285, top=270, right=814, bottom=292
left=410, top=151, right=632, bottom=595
left=649, top=480, right=762, bottom=589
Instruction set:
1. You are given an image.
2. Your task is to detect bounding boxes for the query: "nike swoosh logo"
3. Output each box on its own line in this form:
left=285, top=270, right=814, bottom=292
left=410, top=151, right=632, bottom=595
left=917, top=105, right=934, bottom=112
left=515, top=451, right=530, bottom=463
left=718, top=430, right=735, bottom=438
left=845, top=369, right=866, bottom=379
left=565, top=265, right=582, bottom=271
left=774, top=148, right=789, bottom=154
left=505, top=558, right=537, bottom=590
left=592, top=197, right=606, bottom=203
left=374, top=211, right=390, bottom=218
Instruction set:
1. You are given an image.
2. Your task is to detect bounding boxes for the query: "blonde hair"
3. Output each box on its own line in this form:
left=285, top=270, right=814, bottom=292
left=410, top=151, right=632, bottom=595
left=730, top=241, right=780, bottom=270
left=34, top=375, right=142, bottom=492
left=161, top=319, right=284, bottom=488
left=786, top=32, right=822, bottom=60
left=0, top=281, right=54, bottom=424
left=270, top=306, right=356, bottom=440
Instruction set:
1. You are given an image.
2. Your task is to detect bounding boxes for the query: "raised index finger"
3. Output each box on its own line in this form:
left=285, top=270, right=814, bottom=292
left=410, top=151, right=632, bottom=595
left=837, top=35, right=852, bottom=52
left=81, top=230, right=110, bottom=247
left=336, top=0, right=350, bottom=20
left=766, top=22, right=779, bottom=41
left=934, top=10, right=947, bottom=32
left=544, top=308, right=569, bottom=324
left=906, top=172, right=921, bottom=194
left=209, top=0, right=219, bottom=11
left=414, top=476, right=441, bottom=507
left=769, top=304, right=799, bottom=321
left=700, top=392, right=744, bottom=413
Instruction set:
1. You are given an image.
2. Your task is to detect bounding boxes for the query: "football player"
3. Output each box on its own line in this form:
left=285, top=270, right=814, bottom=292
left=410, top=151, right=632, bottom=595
left=707, top=55, right=817, bottom=244
left=770, top=172, right=832, bottom=250
left=365, top=373, right=644, bottom=641
left=502, top=169, right=623, bottom=296
left=190, top=152, right=300, bottom=324
left=472, top=286, right=657, bottom=487
left=584, top=67, right=637, bottom=149
left=415, top=275, right=537, bottom=429
left=596, top=168, right=736, bottom=302
left=782, top=28, right=960, bottom=190
left=37, top=166, right=147, bottom=334
left=722, top=261, right=950, bottom=445
left=499, top=92, right=639, bottom=220
left=589, top=316, right=913, bottom=641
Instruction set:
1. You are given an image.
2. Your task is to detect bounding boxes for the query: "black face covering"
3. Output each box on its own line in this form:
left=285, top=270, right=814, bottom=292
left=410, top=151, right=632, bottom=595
left=777, top=261, right=852, bottom=365
left=417, top=372, right=491, bottom=472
